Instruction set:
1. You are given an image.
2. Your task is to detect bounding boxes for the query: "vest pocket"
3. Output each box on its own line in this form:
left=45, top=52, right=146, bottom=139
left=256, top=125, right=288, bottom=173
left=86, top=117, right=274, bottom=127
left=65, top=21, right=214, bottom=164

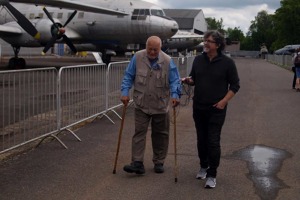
left=157, top=92, right=170, bottom=109
left=136, top=71, right=148, bottom=86
left=133, top=89, right=144, bottom=107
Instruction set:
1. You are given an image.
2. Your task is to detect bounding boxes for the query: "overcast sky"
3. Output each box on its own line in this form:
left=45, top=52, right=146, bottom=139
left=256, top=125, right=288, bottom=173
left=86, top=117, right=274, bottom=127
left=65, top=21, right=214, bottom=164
left=144, top=0, right=281, bottom=34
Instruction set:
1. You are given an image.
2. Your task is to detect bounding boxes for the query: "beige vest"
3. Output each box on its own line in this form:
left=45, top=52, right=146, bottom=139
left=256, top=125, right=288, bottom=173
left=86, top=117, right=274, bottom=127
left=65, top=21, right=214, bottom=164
left=133, top=50, right=171, bottom=114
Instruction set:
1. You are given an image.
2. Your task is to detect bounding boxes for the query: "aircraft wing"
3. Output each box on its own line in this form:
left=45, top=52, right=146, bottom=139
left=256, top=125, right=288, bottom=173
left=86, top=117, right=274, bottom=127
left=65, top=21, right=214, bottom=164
left=0, top=24, right=22, bottom=34
left=171, top=31, right=203, bottom=39
left=9, top=0, right=128, bottom=16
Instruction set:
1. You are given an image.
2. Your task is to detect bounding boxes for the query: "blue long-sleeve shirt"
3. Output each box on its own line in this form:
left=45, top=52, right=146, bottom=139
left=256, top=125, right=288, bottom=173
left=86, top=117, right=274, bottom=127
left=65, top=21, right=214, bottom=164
left=121, top=55, right=181, bottom=99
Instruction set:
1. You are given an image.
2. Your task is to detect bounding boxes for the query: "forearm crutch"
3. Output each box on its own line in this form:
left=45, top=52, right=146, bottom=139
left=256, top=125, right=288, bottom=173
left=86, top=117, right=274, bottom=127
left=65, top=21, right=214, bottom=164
left=113, top=105, right=127, bottom=174
left=173, top=106, right=178, bottom=182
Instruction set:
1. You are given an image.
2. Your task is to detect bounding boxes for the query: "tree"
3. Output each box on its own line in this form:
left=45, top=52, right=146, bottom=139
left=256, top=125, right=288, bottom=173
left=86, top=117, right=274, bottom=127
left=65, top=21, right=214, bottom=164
left=205, top=17, right=225, bottom=34
left=240, top=36, right=256, bottom=50
left=273, top=0, right=300, bottom=50
left=226, top=27, right=245, bottom=41
left=203, top=0, right=300, bottom=52
left=247, top=10, right=276, bottom=51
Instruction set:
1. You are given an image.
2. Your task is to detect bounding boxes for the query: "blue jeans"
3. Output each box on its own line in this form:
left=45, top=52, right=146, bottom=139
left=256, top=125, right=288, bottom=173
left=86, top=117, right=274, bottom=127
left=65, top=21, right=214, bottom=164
left=296, top=67, right=300, bottom=78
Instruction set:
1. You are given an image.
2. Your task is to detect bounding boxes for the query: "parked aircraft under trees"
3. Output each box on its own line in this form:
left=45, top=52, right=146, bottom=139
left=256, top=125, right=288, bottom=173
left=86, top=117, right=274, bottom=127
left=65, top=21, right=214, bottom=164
left=0, top=0, right=179, bottom=69
left=162, top=30, right=203, bottom=55
left=274, top=44, right=300, bottom=55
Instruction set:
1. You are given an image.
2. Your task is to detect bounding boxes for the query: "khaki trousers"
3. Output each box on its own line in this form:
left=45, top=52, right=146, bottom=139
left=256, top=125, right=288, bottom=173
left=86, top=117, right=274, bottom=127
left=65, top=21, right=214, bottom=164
left=132, top=108, right=170, bottom=164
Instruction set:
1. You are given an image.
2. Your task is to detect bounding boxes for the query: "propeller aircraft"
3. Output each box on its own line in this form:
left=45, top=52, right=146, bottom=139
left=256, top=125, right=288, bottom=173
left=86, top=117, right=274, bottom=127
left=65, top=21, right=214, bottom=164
left=162, top=30, right=203, bottom=55
left=0, top=0, right=179, bottom=69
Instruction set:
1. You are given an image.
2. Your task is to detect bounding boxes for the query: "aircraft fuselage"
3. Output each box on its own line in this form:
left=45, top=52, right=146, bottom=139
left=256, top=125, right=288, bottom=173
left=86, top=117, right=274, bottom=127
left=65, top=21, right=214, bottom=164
left=0, top=0, right=178, bottom=51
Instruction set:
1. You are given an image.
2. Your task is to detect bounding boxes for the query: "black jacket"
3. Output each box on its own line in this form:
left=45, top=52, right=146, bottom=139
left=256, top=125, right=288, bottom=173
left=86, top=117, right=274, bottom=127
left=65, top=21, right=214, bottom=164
left=189, top=52, right=240, bottom=107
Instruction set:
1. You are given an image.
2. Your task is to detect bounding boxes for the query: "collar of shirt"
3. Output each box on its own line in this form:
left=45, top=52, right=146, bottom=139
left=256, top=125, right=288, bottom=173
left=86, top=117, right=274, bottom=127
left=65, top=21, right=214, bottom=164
left=147, top=57, right=161, bottom=70
left=203, top=51, right=223, bottom=62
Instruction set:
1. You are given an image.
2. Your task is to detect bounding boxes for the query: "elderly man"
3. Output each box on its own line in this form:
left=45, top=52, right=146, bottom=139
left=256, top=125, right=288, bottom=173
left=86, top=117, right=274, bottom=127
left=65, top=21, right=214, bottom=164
left=120, top=36, right=181, bottom=174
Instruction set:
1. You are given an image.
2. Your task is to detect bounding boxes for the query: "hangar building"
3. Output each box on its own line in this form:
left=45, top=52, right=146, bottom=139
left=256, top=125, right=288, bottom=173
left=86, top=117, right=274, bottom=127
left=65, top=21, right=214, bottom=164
left=164, top=9, right=207, bottom=35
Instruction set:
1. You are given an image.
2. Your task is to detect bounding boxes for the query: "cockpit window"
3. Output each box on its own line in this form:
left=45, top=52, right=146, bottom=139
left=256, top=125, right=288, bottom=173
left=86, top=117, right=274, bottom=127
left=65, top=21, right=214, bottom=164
left=133, top=9, right=150, bottom=16
left=132, top=9, right=150, bottom=20
left=132, top=9, right=165, bottom=17
left=131, top=9, right=167, bottom=20
left=150, top=9, right=165, bottom=16
left=133, top=9, right=139, bottom=15
left=139, top=9, right=145, bottom=16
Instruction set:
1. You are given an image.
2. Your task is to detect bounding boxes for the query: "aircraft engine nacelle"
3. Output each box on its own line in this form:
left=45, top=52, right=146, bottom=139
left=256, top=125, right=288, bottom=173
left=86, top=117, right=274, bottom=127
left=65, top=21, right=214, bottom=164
left=1, top=21, right=41, bottom=47
left=34, top=18, right=61, bottom=45
left=1, top=19, right=60, bottom=47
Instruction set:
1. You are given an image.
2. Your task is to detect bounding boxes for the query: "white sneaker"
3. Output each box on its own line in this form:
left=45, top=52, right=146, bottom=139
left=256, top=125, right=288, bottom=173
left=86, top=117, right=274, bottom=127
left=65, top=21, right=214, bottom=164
left=205, top=177, right=216, bottom=188
left=195, top=168, right=208, bottom=179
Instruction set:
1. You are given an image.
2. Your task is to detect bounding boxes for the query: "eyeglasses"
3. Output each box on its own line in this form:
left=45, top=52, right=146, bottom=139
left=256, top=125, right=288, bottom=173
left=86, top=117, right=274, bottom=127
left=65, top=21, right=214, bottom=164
left=203, top=39, right=216, bottom=44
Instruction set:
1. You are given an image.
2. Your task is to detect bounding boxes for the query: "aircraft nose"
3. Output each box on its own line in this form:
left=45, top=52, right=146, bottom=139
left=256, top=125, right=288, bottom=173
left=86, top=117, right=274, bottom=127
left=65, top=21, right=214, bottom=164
left=147, top=15, right=179, bottom=40
left=159, top=17, right=178, bottom=38
left=162, top=15, right=178, bottom=35
left=171, top=20, right=179, bottom=34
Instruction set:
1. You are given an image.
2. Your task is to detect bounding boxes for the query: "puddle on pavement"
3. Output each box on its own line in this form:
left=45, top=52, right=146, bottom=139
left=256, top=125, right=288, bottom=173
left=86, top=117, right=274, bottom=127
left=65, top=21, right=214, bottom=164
left=227, top=144, right=292, bottom=200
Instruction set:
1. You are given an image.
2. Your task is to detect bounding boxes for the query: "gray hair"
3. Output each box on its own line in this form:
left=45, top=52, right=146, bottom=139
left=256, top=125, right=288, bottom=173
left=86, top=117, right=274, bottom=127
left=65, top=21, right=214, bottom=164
left=204, top=30, right=225, bottom=52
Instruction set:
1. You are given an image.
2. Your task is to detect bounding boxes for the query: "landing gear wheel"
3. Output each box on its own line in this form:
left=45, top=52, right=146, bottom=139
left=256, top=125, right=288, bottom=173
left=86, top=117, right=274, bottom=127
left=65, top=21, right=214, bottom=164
left=18, top=58, right=26, bottom=69
left=8, top=57, right=26, bottom=69
left=102, top=54, right=111, bottom=66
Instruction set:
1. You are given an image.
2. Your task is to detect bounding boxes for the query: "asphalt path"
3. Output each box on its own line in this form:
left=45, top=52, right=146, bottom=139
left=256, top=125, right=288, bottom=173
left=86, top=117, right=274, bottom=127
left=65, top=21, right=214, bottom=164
left=1, top=57, right=300, bottom=200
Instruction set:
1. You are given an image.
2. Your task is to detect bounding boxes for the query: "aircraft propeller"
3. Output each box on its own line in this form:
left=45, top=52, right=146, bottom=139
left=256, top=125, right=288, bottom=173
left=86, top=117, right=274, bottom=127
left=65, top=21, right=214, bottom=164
left=42, top=7, right=77, bottom=55
left=1, top=0, right=40, bottom=39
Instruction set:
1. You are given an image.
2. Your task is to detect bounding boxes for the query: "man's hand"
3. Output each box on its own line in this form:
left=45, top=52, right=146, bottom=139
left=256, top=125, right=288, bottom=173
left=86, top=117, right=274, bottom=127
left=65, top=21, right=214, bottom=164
left=213, top=90, right=235, bottom=109
left=181, top=77, right=194, bottom=85
left=172, top=98, right=180, bottom=107
left=121, top=96, right=130, bottom=106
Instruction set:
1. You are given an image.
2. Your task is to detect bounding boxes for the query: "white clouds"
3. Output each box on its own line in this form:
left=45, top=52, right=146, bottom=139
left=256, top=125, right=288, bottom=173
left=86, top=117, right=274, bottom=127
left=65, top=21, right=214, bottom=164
left=203, top=4, right=277, bottom=34
left=143, top=0, right=168, bottom=8
left=143, top=0, right=280, bottom=34
left=144, top=0, right=280, bottom=10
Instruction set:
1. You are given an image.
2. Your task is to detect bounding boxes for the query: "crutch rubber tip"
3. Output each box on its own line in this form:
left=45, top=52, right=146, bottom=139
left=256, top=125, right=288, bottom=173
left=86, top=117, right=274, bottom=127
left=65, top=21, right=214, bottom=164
left=113, top=170, right=116, bottom=174
left=175, top=178, right=178, bottom=182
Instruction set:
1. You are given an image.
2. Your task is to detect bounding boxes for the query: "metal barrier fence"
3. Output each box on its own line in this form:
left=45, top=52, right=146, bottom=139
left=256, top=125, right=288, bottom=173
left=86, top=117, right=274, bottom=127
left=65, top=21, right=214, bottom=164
left=177, top=57, right=188, bottom=78
left=186, top=56, right=195, bottom=77
left=230, top=50, right=260, bottom=58
left=0, top=56, right=194, bottom=154
left=172, top=56, right=195, bottom=78
left=106, top=61, right=131, bottom=121
left=0, top=68, right=58, bottom=153
left=57, top=64, right=108, bottom=142
left=266, top=54, right=294, bottom=70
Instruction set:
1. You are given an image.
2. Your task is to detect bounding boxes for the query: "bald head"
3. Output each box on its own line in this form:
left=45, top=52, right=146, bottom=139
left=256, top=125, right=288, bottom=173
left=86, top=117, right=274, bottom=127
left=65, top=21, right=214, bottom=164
left=146, top=36, right=162, bottom=60
left=146, top=36, right=162, bottom=47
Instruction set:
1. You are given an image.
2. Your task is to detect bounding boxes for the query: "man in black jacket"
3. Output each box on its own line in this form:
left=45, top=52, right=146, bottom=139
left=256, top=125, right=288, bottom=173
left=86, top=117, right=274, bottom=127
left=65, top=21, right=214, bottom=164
left=182, top=30, right=240, bottom=189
